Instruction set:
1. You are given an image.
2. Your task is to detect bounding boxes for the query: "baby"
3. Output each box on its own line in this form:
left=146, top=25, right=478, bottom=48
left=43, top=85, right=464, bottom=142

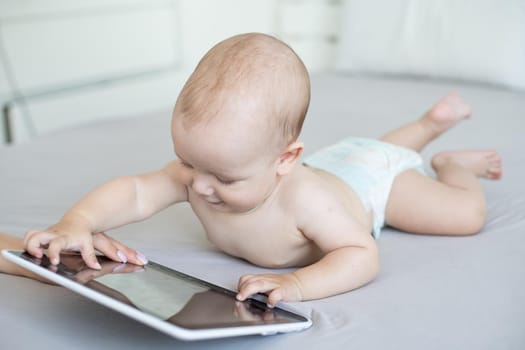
left=23, top=33, right=502, bottom=307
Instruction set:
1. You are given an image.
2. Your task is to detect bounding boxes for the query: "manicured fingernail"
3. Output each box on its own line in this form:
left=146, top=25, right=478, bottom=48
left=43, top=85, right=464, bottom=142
left=117, top=250, right=127, bottom=263
left=136, top=252, right=148, bottom=265
left=94, top=262, right=102, bottom=270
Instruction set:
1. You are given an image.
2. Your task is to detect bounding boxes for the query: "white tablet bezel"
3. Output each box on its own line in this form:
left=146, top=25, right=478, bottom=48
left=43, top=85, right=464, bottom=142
left=2, top=249, right=312, bottom=341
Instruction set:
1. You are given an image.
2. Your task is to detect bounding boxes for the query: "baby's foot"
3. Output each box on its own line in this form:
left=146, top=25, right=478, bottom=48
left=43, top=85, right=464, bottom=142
left=431, top=150, right=502, bottom=180
left=423, top=92, right=472, bottom=135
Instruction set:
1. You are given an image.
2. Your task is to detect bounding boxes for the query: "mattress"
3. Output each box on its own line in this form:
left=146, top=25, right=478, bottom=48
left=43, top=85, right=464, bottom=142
left=1, top=74, right=524, bottom=349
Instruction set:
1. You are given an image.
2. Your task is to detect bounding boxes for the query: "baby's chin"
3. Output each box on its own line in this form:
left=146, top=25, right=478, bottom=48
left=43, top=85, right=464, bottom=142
left=209, top=200, right=264, bottom=215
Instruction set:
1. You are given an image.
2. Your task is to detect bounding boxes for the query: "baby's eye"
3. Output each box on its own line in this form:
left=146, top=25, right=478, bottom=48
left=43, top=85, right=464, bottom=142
left=179, top=160, right=193, bottom=169
left=216, top=177, right=236, bottom=185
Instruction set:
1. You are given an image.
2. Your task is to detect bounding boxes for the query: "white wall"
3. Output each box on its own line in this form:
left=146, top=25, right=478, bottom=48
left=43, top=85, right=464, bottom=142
left=0, top=0, right=341, bottom=144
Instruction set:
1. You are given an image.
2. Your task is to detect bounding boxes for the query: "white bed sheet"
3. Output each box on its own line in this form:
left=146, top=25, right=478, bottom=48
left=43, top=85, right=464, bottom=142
left=1, top=74, right=524, bottom=349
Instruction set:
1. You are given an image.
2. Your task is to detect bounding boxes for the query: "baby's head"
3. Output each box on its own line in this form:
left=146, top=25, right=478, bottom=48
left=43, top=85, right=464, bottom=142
left=171, top=33, right=310, bottom=213
left=173, top=32, right=310, bottom=153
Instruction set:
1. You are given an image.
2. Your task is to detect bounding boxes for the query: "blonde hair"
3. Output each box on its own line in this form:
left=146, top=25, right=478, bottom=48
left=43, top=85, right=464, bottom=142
left=174, top=33, right=310, bottom=149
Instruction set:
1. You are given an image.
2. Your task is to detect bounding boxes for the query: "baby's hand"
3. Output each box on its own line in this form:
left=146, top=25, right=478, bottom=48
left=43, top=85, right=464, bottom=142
left=24, top=221, right=146, bottom=270
left=236, top=273, right=304, bottom=308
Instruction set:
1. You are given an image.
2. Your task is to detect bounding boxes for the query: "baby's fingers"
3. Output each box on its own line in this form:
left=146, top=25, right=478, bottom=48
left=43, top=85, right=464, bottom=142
left=78, top=241, right=101, bottom=270
left=237, top=275, right=278, bottom=303
left=267, top=289, right=284, bottom=308
left=24, top=230, right=54, bottom=258
left=46, top=235, right=69, bottom=265
left=45, top=235, right=100, bottom=270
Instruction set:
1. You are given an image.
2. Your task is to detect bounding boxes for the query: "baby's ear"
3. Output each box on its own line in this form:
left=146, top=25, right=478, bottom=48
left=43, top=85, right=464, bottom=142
left=276, top=141, right=304, bottom=176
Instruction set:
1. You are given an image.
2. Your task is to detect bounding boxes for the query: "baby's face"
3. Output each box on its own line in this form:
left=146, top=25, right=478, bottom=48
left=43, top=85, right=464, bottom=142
left=172, top=115, right=281, bottom=214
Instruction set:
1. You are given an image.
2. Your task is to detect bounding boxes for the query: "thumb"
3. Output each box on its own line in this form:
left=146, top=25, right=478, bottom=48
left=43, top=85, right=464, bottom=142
left=267, top=288, right=284, bottom=308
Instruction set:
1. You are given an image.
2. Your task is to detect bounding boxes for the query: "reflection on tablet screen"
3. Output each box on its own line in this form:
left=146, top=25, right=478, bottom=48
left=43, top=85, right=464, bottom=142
left=20, top=252, right=305, bottom=329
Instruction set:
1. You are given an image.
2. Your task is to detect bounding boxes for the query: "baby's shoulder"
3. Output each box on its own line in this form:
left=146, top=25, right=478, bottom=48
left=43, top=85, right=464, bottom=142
left=284, top=164, right=350, bottom=211
left=284, top=164, right=372, bottom=238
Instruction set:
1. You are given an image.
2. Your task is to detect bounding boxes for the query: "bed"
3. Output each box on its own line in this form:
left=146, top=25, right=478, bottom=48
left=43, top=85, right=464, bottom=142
left=1, top=72, right=524, bottom=349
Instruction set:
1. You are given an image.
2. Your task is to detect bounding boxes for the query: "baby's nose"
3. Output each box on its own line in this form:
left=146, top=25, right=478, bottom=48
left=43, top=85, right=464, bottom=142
left=191, top=174, right=214, bottom=196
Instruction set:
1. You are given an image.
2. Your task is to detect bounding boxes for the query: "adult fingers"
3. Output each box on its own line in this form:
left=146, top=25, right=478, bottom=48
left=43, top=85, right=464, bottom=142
left=110, top=236, right=148, bottom=266
left=92, top=232, right=148, bottom=266
left=92, top=232, right=125, bottom=263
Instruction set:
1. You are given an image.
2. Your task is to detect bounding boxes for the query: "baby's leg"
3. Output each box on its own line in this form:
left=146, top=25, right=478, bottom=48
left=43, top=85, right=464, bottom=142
left=385, top=150, right=502, bottom=235
left=380, top=92, right=471, bottom=152
left=431, top=150, right=502, bottom=180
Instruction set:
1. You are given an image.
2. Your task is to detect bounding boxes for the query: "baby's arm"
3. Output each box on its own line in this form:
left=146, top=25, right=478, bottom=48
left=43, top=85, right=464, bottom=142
left=24, top=161, right=188, bottom=269
left=237, top=232, right=379, bottom=306
left=290, top=218, right=379, bottom=301
left=237, top=194, right=380, bottom=306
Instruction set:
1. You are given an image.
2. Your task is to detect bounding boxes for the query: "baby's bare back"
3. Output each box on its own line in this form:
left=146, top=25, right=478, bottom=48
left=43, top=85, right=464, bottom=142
left=187, top=165, right=372, bottom=268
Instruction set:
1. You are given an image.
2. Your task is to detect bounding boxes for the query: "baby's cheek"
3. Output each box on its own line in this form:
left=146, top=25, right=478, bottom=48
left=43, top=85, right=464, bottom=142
left=220, top=190, right=262, bottom=211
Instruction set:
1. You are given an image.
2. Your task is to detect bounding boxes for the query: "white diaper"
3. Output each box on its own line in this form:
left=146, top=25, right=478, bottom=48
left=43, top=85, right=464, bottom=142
left=303, top=137, right=425, bottom=238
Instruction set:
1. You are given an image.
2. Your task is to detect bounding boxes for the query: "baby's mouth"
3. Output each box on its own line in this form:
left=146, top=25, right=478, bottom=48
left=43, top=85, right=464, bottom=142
left=205, top=197, right=223, bottom=205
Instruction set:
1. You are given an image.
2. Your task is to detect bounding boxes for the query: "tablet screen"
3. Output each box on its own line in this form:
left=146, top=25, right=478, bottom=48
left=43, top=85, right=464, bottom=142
left=11, top=251, right=309, bottom=330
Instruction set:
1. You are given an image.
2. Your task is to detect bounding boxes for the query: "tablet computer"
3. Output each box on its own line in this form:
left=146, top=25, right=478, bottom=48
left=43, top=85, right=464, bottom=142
left=2, top=249, right=311, bottom=341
